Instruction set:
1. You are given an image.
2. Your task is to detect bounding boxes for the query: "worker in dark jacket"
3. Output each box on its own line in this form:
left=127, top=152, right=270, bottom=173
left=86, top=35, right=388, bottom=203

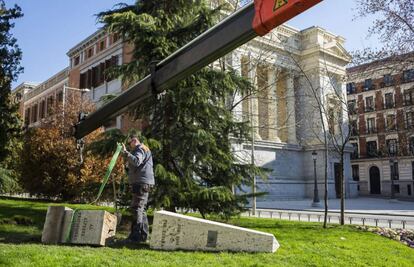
left=122, top=135, right=155, bottom=242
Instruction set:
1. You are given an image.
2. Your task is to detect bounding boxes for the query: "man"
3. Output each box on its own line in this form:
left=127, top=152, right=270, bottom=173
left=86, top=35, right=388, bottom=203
left=122, top=135, right=155, bottom=243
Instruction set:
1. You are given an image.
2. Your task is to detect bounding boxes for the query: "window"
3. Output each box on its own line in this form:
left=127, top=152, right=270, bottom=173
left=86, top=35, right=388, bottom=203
left=99, top=40, right=106, bottom=52
left=406, top=111, right=414, bottom=129
left=352, top=165, right=359, bottom=181
left=32, top=104, right=38, bottom=123
left=87, top=47, right=94, bottom=58
left=386, top=114, right=396, bottom=131
left=74, top=56, right=80, bottom=66
left=404, top=89, right=414, bottom=105
left=367, top=141, right=377, bottom=157
left=40, top=100, right=46, bottom=119
left=112, top=33, right=120, bottom=43
left=367, top=118, right=376, bottom=134
left=79, top=55, right=119, bottom=89
left=403, top=69, right=414, bottom=83
left=351, top=143, right=359, bottom=159
left=346, top=83, right=356, bottom=94
left=57, top=91, right=63, bottom=103
left=364, top=79, right=373, bottom=90
left=47, top=96, right=54, bottom=115
left=350, top=120, right=358, bottom=136
left=384, top=93, right=394, bottom=108
left=383, top=74, right=394, bottom=87
left=365, top=96, right=374, bottom=112
left=387, top=139, right=398, bottom=156
left=408, top=185, right=412, bottom=196
left=24, top=108, right=30, bottom=126
left=348, top=100, right=356, bottom=115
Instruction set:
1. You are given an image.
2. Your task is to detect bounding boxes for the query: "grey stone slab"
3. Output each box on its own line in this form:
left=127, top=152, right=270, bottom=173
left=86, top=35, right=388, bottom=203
left=150, top=210, right=279, bottom=253
left=41, top=206, right=71, bottom=244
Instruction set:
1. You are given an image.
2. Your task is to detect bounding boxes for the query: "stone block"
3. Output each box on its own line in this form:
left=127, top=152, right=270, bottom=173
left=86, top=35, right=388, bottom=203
left=150, top=210, right=279, bottom=253
left=41, top=206, right=117, bottom=246
left=41, top=206, right=71, bottom=244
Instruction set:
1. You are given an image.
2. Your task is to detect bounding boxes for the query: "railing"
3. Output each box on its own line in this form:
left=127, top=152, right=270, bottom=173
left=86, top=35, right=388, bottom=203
left=385, top=103, right=394, bottom=109
left=245, top=209, right=414, bottom=229
left=365, top=106, right=375, bottom=112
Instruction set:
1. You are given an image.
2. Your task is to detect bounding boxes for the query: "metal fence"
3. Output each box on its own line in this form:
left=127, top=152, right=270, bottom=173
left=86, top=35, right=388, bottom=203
left=245, top=209, right=414, bottom=230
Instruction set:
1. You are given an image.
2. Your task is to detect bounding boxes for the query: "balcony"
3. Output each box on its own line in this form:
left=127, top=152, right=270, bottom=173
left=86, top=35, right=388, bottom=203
left=385, top=102, right=394, bottom=109
left=348, top=108, right=357, bottom=115
left=380, top=81, right=395, bottom=88
left=404, top=99, right=413, bottom=106
left=363, top=84, right=376, bottom=91
left=367, top=150, right=378, bottom=158
left=365, top=106, right=375, bottom=112
left=350, top=129, right=359, bottom=136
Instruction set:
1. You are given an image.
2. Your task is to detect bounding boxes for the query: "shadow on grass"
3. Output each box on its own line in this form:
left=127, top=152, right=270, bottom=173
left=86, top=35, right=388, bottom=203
left=0, top=229, right=41, bottom=244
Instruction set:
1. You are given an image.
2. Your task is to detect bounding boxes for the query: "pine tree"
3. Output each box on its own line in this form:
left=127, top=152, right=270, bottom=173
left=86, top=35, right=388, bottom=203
left=0, top=1, right=23, bottom=192
left=98, top=0, right=263, bottom=218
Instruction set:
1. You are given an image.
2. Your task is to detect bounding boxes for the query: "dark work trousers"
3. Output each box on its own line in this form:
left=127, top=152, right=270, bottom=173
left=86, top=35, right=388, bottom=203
left=129, top=183, right=151, bottom=242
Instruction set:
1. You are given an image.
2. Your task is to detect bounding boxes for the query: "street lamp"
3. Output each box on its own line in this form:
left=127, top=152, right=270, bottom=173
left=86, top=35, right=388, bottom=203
left=388, top=143, right=396, bottom=200
left=61, top=85, right=91, bottom=136
left=63, top=85, right=91, bottom=112
left=62, top=86, right=91, bottom=164
left=311, top=150, right=320, bottom=207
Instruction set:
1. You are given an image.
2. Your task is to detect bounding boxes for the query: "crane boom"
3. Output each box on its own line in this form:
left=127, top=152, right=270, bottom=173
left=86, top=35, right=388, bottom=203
left=74, top=0, right=322, bottom=139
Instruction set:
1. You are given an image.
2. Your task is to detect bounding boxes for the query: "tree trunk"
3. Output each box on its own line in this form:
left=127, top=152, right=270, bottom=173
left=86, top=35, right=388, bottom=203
left=340, top=150, right=345, bottom=225
left=323, top=140, right=328, bottom=228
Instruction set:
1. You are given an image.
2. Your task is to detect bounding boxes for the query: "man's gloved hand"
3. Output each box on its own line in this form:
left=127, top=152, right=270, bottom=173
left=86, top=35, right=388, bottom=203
left=122, top=143, right=127, bottom=153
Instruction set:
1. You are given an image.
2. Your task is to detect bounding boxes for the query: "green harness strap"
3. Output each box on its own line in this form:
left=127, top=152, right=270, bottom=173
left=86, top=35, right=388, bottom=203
left=91, top=143, right=123, bottom=205
left=65, top=143, right=123, bottom=243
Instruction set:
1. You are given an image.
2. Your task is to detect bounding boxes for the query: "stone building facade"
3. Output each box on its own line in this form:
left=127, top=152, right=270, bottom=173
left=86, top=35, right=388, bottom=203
left=230, top=25, right=357, bottom=200
left=347, top=54, right=414, bottom=199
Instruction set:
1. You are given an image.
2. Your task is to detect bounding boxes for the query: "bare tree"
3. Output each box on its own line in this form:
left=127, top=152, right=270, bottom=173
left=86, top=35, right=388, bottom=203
left=353, top=0, right=414, bottom=64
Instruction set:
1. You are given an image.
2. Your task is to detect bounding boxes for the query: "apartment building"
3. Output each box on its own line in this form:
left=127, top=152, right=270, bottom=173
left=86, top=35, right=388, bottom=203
left=347, top=54, right=414, bottom=199
left=17, top=68, right=68, bottom=127
left=13, top=29, right=138, bottom=131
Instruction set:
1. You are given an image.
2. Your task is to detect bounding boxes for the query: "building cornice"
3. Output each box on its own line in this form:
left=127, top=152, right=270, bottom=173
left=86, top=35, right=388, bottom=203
left=67, top=28, right=106, bottom=57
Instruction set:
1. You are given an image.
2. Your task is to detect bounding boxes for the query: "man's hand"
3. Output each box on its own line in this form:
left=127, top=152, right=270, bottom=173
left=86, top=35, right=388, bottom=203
left=122, top=143, right=127, bottom=153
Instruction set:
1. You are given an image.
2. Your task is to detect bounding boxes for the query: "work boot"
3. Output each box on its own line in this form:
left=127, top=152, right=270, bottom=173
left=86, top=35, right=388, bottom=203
left=128, top=222, right=148, bottom=242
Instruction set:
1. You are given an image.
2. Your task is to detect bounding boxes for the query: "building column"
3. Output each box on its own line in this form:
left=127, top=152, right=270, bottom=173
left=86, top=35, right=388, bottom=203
left=268, top=68, right=280, bottom=142
left=250, top=60, right=261, bottom=140
left=231, top=52, right=243, bottom=122
left=286, top=72, right=297, bottom=144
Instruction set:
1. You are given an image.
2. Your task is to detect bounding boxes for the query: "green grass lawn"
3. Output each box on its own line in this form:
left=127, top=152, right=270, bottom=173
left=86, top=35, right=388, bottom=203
left=0, top=197, right=413, bottom=267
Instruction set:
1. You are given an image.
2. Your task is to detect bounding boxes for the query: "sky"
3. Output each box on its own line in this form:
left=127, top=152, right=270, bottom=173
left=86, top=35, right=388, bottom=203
left=8, top=0, right=380, bottom=89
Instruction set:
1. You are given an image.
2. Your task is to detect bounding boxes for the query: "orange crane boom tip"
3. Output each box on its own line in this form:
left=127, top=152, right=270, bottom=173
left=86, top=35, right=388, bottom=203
left=253, top=0, right=323, bottom=36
